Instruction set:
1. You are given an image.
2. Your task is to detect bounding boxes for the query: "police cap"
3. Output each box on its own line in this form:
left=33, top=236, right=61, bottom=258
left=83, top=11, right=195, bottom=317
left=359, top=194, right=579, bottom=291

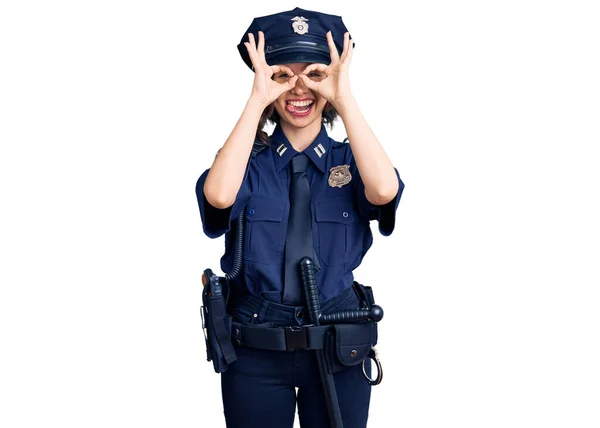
left=237, top=6, right=355, bottom=72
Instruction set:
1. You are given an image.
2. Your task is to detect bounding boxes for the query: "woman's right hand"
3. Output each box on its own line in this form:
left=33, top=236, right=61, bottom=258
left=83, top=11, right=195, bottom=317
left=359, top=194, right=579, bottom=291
left=244, top=31, right=298, bottom=107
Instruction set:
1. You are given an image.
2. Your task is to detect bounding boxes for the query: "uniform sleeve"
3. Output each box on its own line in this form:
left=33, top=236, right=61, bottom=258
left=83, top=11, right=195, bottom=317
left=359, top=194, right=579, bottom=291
left=354, top=166, right=405, bottom=236
left=195, top=167, right=251, bottom=239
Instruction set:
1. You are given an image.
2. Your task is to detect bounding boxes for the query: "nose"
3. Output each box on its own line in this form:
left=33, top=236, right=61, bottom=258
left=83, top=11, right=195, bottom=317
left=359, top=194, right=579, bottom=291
left=291, top=74, right=308, bottom=95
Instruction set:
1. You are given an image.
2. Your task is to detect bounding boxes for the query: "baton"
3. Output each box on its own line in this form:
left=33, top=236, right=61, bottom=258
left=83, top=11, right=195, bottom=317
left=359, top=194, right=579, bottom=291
left=299, top=256, right=344, bottom=428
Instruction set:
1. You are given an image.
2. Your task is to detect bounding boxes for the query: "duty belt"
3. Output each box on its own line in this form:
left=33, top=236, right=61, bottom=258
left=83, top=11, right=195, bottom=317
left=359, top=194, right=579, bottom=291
left=231, top=320, right=369, bottom=352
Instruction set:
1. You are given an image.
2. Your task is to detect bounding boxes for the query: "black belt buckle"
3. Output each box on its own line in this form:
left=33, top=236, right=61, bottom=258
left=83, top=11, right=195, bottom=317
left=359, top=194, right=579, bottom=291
left=285, top=325, right=310, bottom=351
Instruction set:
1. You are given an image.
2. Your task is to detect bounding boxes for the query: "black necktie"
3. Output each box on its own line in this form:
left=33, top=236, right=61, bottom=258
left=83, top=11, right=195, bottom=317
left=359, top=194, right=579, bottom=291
left=283, top=153, right=315, bottom=305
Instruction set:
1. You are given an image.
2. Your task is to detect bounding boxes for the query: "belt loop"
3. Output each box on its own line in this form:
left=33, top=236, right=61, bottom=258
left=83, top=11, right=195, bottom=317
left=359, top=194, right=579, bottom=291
left=258, top=299, right=269, bottom=323
left=352, top=281, right=368, bottom=309
left=351, top=281, right=361, bottom=303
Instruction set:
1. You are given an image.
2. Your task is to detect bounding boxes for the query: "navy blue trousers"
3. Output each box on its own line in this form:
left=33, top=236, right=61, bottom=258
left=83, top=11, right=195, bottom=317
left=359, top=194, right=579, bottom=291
left=221, top=286, right=372, bottom=428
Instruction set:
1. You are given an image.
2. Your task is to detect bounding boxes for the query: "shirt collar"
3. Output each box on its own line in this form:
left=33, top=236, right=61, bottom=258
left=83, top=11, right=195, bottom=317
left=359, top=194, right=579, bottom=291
left=270, top=122, right=330, bottom=174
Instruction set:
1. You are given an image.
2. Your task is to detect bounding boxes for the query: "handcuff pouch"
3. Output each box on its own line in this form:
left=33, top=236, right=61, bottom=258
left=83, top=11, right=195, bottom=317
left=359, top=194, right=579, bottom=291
left=325, top=321, right=378, bottom=374
left=323, top=281, right=379, bottom=373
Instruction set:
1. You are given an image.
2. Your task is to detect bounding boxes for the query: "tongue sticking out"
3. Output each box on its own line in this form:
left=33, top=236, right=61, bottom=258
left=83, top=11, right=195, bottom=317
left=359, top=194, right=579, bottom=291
left=287, top=102, right=312, bottom=113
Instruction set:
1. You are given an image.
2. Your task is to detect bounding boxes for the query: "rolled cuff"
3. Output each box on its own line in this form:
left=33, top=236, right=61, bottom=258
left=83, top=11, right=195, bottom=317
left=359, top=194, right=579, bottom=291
left=195, top=168, right=251, bottom=239
left=355, top=167, right=404, bottom=236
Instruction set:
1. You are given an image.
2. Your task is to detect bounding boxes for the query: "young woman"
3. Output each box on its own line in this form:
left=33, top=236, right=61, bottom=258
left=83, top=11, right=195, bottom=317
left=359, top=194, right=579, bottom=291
left=196, top=7, right=405, bottom=428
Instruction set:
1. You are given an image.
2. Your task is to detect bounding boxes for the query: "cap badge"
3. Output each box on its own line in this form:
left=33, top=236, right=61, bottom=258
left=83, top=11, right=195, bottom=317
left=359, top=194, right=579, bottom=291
left=328, top=165, right=352, bottom=188
left=291, top=16, right=309, bottom=35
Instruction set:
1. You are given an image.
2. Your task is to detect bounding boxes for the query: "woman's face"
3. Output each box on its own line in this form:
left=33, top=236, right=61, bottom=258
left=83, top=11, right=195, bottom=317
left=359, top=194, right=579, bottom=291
left=272, top=62, right=328, bottom=128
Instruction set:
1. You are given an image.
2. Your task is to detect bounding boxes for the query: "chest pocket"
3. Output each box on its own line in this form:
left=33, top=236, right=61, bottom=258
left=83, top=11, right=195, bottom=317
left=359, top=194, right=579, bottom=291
left=244, top=196, right=286, bottom=264
left=315, top=197, right=356, bottom=266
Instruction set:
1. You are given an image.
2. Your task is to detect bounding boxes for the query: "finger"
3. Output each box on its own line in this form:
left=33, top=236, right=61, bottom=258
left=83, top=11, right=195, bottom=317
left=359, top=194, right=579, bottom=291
left=340, top=32, right=350, bottom=63
left=302, top=63, right=328, bottom=75
left=270, top=64, right=295, bottom=79
left=341, top=34, right=354, bottom=67
left=245, top=33, right=259, bottom=68
left=276, top=64, right=295, bottom=76
left=248, top=32, right=261, bottom=62
left=244, top=42, right=258, bottom=71
left=347, top=38, right=354, bottom=64
left=285, top=75, right=299, bottom=89
left=326, top=31, right=340, bottom=63
left=298, top=74, right=318, bottom=91
left=247, top=32, right=257, bottom=53
left=257, top=31, right=266, bottom=63
left=273, top=75, right=298, bottom=98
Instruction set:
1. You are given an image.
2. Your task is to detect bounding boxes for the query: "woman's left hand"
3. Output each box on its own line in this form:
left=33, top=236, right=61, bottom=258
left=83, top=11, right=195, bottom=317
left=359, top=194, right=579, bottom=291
left=298, top=31, right=354, bottom=110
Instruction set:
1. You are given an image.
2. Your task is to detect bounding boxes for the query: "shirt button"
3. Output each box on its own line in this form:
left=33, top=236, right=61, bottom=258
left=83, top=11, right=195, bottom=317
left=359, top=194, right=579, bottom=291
left=248, top=208, right=255, bottom=215
left=297, top=310, right=304, bottom=318
left=342, top=211, right=348, bottom=218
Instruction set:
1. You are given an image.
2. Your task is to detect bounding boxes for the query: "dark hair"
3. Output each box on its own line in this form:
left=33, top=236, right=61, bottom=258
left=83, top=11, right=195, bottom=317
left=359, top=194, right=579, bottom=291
left=256, top=101, right=339, bottom=146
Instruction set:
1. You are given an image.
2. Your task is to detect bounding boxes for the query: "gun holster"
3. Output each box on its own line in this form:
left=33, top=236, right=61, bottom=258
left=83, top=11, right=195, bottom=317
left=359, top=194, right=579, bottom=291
left=198, top=141, right=266, bottom=373
left=200, top=268, right=237, bottom=373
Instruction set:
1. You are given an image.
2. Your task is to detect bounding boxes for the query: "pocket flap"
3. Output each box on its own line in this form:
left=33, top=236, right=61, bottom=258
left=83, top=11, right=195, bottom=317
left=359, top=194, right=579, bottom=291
left=315, top=197, right=355, bottom=224
left=246, top=196, right=285, bottom=222
left=334, top=322, right=377, bottom=366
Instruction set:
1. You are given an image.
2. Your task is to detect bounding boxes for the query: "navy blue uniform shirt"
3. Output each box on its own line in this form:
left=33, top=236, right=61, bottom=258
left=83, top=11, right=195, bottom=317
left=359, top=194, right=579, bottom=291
left=196, top=123, right=405, bottom=302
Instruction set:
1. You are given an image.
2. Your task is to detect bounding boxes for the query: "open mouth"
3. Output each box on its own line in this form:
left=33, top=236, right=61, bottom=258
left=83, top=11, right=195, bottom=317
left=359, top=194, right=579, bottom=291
left=286, top=99, right=314, bottom=116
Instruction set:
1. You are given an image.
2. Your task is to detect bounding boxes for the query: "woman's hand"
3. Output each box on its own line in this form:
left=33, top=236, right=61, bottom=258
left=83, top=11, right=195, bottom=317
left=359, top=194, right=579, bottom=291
left=244, top=31, right=299, bottom=108
left=298, top=31, right=354, bottom=110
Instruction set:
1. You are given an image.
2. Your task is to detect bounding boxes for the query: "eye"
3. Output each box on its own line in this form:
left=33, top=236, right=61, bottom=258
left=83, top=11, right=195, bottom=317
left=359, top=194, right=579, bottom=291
left=274, top=73, right=291, bottom=80
left=305, top=71, right=325, bottom=82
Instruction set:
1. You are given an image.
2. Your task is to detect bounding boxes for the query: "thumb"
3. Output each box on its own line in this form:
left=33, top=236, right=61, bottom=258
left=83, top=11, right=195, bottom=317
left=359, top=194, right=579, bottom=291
left=286, top=75, right=299, bottom=89
left=273, top=75, right=298, bottom=100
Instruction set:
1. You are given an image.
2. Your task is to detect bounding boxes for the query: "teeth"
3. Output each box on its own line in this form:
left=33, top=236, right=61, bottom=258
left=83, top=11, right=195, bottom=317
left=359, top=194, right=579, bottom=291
left=287, top=100, right=313, bottom=107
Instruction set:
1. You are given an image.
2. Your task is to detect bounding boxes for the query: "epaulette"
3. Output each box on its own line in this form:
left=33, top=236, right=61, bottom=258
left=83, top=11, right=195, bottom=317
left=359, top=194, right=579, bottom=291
left=250, top=140, right=269, bottom=158
left=331, top=137, right=349, bottom=149
left=242, top=140, right=268, bottom=182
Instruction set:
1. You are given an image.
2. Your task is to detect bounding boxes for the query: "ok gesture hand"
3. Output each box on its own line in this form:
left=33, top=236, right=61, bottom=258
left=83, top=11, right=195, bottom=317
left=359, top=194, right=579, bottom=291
left=298, top=31, right=354, bottom=110
left=244, top=31, right=299, bottom=108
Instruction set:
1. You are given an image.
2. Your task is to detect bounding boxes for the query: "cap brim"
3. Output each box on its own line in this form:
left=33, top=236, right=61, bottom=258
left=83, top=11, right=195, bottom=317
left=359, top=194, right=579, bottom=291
left=266, top=50, right=331, bottom=66
left=237, top=37, right=338, bottom=72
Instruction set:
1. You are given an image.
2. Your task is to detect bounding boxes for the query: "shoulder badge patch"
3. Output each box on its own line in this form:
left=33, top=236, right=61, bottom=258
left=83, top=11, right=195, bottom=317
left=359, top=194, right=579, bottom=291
left=328, top=164, right=352, bottom=188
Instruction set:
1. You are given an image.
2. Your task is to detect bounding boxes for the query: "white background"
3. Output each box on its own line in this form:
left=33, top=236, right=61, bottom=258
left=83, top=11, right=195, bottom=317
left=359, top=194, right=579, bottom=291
left=1, top=0, right=599, bottom=427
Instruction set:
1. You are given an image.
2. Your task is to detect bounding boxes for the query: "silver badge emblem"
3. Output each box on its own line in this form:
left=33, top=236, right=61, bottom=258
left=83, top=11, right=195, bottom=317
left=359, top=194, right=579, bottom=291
left=291, top=16, right=309, bottom=35
left=328, top=165, right=352, bottom=188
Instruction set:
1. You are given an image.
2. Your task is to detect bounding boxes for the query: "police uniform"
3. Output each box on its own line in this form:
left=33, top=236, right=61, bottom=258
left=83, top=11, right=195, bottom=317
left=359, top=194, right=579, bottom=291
left=195, top=7, right=405, bottom=428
